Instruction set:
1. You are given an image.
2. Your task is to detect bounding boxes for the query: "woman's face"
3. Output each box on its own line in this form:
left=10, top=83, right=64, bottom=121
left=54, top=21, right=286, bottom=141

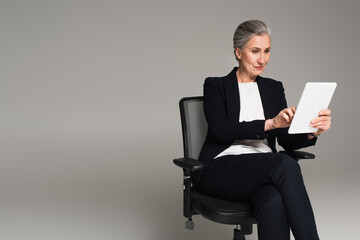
left=235, top=34, right=271, bottom=79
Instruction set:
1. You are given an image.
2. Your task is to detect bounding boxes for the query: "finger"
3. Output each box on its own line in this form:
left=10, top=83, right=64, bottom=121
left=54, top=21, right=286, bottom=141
left=310, top=121, right=331, bottom=129
left=316, top=126, right=330, bottom=133
left=289, top=106, right=296, bottom=121
left=311, top=116, right=331, bottom=124
left=319, top=109, right=331, bottom=116
left=290, top=106, right=296, bottom=114
left=284, top=108, right=295, bottom=120
left=311, top=119, right=331, bottom=126
left=282, top=112, right=290, bottom=122
left=286, top=108, right=295, bottom=122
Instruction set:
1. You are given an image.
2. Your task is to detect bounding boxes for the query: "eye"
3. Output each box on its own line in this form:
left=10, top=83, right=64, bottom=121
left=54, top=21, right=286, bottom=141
left=264, top=48, right=270, bottom=53
left=252, top=49, right=259, bottom=54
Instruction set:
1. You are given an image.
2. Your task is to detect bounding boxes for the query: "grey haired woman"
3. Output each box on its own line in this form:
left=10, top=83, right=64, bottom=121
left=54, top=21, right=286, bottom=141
left=196, top=20, right=331, bottom=240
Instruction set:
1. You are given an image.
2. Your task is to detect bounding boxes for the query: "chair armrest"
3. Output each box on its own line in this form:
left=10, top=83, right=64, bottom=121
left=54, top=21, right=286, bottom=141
left=173, top=157, right=204, bottom=172
left=279, top=150, right=315, bottom=160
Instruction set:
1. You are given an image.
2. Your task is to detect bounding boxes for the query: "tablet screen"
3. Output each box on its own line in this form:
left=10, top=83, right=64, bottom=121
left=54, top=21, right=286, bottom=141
left=288, top=82, right=337, bottom=134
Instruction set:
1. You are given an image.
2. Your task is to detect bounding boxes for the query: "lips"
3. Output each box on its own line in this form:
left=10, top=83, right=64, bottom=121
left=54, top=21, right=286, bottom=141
left=255, top=66, right=264, bottom=70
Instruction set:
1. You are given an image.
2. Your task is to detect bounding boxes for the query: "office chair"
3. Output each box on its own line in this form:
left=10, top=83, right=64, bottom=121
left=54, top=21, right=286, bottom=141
left=173, top=96, right=315, bottom=240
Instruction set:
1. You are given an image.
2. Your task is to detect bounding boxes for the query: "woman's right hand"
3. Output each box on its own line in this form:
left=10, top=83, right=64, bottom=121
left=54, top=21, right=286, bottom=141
left=265, top=106, right=296, bottom=131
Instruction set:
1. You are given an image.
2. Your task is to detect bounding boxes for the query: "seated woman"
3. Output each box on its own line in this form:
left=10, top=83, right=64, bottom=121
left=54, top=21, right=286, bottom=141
left=196, top=20, right=331, bottom=240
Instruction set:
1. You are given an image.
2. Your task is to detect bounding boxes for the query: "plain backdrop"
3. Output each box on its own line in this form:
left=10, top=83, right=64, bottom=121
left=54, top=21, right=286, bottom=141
left=1, top=0, right=359, bottom=239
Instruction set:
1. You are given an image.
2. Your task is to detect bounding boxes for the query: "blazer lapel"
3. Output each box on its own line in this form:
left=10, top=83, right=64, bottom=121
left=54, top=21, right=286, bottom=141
left=257, top=77, right=275, bottom=119
left=224, top=68, right=240, bottom=121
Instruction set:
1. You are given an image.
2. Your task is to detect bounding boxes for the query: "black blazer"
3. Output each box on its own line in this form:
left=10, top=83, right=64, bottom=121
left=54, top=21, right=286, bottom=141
left=198, top=67, right=317, bottom=165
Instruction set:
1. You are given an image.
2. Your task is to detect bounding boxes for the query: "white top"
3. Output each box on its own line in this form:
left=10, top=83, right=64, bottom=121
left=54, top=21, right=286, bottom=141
left=215, top=82, right=272, bottom=158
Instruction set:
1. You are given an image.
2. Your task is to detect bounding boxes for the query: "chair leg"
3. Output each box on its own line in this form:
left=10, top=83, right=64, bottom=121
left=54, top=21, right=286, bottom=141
left=241, top=224, right=253, bottom=235
left=233, top=226, right=246, bottom=240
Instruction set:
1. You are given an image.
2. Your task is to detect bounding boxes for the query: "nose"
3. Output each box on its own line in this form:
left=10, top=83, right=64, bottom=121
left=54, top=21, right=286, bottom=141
left=258, top=53, right=265, bottom=65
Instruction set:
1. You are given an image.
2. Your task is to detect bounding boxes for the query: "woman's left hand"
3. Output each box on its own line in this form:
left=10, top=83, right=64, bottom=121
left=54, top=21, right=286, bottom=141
left=309, top=109, right=332, bottom=136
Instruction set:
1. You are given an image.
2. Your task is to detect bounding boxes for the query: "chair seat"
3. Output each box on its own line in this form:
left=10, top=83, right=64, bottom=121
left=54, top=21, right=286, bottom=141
left=191, top=189, right=257, bottom=225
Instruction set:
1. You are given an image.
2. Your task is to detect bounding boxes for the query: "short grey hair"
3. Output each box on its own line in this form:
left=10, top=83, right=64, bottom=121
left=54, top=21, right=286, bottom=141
left=233, top=20, right=271, bottom=50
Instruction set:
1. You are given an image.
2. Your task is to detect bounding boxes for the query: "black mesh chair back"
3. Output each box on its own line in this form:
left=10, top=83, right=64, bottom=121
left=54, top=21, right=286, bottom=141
left=179, top=96, right=207, bottom=159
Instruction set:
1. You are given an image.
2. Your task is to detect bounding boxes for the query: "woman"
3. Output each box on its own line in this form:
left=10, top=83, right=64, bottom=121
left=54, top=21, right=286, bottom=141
left=196, top=20, right=331, bottom=240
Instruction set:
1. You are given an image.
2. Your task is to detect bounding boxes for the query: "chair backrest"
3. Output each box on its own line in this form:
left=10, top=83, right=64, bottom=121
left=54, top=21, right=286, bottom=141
left=179, top=97, right=207, bottom=160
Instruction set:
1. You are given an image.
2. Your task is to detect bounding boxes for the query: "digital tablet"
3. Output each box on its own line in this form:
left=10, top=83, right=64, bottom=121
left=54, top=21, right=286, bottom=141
left=288, top=82, right=337, bottom=134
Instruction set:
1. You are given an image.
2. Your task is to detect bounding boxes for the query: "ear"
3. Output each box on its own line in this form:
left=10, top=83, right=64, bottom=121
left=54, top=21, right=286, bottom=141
left=234, top=48, right=242, bottom=60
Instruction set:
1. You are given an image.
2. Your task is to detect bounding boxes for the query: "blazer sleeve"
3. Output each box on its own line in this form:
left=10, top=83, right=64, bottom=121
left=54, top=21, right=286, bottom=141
left=275, top=83, right=317, bottom=150
left=203, top=78, right=266, bottom=143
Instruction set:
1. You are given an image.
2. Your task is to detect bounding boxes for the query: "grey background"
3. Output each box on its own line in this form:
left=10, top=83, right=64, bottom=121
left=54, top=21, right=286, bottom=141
left=1, top=0, right=359, bottom=239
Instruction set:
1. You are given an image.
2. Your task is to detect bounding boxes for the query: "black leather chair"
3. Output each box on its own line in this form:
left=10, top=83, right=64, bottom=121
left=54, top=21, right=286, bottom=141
left=173, top=96, right=315, bottom=240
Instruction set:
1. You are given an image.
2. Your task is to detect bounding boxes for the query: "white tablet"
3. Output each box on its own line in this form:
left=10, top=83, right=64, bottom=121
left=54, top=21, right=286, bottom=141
left=288, top=82, right=337, bottom=134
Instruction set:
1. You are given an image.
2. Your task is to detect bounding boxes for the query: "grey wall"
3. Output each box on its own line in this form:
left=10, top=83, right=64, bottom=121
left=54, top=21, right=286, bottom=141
left=1, top=0, right=359, bottom=239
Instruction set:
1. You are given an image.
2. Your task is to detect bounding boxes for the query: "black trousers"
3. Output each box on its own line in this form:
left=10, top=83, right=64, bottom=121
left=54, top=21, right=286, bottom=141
left=197, top=153, right=320, bottom=240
